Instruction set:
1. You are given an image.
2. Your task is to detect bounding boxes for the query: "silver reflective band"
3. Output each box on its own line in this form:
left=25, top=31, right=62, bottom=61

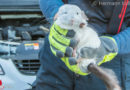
left=0, top=65, right=5, bottom=75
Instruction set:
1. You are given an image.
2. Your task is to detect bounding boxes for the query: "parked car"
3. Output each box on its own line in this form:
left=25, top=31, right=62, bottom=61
left=0, top=0, right=49, bottom=90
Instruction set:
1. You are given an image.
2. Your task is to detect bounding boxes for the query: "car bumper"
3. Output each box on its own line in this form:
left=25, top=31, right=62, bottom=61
left=0, top=58, right=36, bottom=90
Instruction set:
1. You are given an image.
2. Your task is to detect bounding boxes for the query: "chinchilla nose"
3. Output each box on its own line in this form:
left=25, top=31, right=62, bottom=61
left=79, top=23, right=85, bottom=28
left=71, top=19, right=74, bottom=25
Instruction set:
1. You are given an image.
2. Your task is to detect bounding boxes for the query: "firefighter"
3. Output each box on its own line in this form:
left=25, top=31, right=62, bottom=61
left=33, top=0, right=130, bottom=90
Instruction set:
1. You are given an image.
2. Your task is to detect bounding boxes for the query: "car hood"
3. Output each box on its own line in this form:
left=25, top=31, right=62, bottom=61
left=0, top=0, right=40, bottom=12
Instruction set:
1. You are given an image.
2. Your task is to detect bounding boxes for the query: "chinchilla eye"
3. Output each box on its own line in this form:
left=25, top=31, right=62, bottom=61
left=64, top=12, right=68, bottom=14
left=77, top=12, right=79, bottom=15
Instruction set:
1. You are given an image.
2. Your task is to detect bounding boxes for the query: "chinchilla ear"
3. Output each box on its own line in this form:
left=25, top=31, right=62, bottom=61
left=54, top=13, right=58, bottom=20
left=81, top=11, right=89, bottom=21
left=54, top=7, right=62, bottom=20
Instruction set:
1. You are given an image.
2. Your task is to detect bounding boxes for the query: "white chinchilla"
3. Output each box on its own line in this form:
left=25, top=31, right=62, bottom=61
left=55, top=4, right=101, bottom=57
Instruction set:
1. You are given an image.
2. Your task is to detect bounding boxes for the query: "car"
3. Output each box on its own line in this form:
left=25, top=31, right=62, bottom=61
left=0, top=0, right=49, bottom=90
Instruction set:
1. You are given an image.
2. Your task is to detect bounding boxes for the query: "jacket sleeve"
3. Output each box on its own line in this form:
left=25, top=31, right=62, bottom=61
left=113, top=27, right=130, bottom=54
left=39, top=0, right=64, bottom=22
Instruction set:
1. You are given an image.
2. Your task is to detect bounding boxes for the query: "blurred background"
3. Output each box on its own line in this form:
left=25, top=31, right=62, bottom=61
left=0, top=0, right=49, bottom=90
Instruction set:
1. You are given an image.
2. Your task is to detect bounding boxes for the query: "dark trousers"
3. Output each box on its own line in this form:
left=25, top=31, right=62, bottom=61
left=33, top=35, right=126, bottom=90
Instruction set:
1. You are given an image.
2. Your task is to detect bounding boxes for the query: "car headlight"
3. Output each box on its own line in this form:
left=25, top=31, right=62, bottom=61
left=0, top=65, right=5, bottom=75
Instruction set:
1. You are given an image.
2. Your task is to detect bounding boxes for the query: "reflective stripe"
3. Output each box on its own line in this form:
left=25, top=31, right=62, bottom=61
left=54, top=23, right=68, bottom=36
left=98, top=53, right=117, bottom=66
left=50, top=46, right=57, bottom=56
left=49, top=34, right=66, bottom=53
left=52, top=25, right=71, bottom=46
left=98, top=36, right=118, bottom=65
left=101, top=36, right=118, bottom=51
left=61, top=57, right=88, bottom=75
left=49, top=23, right=72, bottom=53
left=117, top=0, right=129, bottom=33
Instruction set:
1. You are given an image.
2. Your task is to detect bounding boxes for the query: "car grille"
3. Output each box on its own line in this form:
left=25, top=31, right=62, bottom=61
left=13, top=60, right=40, bottom=75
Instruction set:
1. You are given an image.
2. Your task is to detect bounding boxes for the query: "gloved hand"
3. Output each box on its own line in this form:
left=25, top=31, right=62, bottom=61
left=79, top=36, right=118, bottom=73
left=49, top=22, right=89, bottom=75
left=49, top=22, right=78, bottom=58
